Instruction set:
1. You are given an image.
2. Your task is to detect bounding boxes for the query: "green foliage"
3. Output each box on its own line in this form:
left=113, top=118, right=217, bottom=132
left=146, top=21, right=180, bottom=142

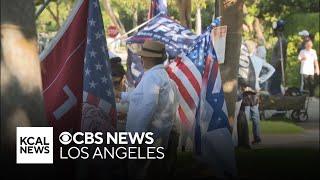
left=36, top=0, right=72, bottom=32
left=284, top=13, right=320, bottom=87
left=258, top=0, right=319, bottom=18
left=192, top=0, right=215, bottom=30
left=248, top=120, right=304, bottom=134
left=286, top=35, right=302, bottom=87
left=244, top=0, right=320, bottom=88
left=284, top=13, right=320, bottom=36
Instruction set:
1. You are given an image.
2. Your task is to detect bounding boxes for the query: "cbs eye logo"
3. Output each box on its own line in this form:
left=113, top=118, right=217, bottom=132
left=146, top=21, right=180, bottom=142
left=58, top=132, right=104, bottom=145
left=59, top=132, right=72, bottom=145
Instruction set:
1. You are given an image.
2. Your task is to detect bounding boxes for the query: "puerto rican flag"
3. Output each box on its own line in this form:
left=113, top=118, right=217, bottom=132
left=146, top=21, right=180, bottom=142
left=40, top=0, right=116, bottom=140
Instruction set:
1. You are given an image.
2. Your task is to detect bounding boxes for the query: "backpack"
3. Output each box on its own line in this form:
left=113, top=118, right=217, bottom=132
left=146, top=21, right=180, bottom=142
left=238, top=43, right=256, bottom=90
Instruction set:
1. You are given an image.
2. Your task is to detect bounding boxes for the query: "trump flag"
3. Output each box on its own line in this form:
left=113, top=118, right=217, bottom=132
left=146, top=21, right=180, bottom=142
left=40, top=0, right=116, bottom=138
left=127, top=14, right=197, bottom=58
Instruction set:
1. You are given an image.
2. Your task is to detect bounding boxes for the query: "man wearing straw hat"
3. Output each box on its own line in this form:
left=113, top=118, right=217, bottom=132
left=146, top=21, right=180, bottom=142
left=118, top=40, right=179, bottom=179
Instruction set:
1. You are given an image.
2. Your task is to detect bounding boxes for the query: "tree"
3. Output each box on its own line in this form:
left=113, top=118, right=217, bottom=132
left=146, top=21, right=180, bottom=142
left=103, top=0, right=127, bottom=36
left=192, top=0, right=206, bottom=34
left=46, top=0, right=62, bottom=29
left=176, top=0, right=192, bottom=28
left=1, top=0, right=47, bottom=176
left=220, top=0, right=244, bottom=125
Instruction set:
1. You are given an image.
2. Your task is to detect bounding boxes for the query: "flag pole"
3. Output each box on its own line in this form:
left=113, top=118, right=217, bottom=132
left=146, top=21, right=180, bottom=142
left=109, top=13, right=162, bottom=44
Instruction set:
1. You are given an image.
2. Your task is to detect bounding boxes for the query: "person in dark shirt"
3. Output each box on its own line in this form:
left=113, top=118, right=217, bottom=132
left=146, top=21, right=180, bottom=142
left=269, top=20, right=287, bottom=95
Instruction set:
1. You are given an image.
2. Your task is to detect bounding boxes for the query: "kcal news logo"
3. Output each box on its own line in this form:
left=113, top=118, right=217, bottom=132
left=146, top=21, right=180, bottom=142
left=16, top=127, right=53, bottom=164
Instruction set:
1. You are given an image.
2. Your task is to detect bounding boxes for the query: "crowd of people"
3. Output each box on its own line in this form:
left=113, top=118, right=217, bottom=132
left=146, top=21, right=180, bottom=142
left=104, top=18, right=320, bottom=177
left=235, top=20, right=319, bottom=148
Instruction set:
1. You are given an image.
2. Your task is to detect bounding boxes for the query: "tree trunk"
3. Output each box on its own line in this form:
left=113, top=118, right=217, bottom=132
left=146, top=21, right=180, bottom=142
left=220, top=0, right=244, bottom=125
left=1, top=0, right=47, bottom=175
left=195, top=7, right=202, bottom=35
left=132, top=3, right=138, bottom=31
left=253, top=18, right=265, bottom=43
left=176, top=0, right=192, bottom=28
left=103, top=0, right=127, bottom=37
left=214, top=0, right=222, bottom=18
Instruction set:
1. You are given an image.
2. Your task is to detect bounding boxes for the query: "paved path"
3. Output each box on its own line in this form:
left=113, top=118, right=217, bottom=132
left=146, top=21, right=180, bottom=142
left=305, top=97, right=319, bottom=122
left=254, top=97, right=319, bottom=149
left=254, top=129, right=319, bottom=149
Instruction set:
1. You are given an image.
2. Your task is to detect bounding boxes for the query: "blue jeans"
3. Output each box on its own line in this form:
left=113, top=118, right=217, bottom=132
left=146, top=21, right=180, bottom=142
left=245, top=105, right=261, bottom=141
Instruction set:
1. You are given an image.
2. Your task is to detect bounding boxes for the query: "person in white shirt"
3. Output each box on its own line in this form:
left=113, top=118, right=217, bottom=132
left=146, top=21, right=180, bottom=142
left=237, top=42, right=275, bottom=146
left=118, top=41, right=179, bottom=179
left=255, top=39, right=267, bottom=60
left=298, top=39, right=319, bottom=97
left=244, top=54, right=275, bottom=145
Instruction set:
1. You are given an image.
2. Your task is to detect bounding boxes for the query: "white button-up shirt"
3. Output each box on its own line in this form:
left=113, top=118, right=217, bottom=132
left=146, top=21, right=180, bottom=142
left=121, top=64, right=178, bottom=147
left=298, top=49, right=318, bottom=75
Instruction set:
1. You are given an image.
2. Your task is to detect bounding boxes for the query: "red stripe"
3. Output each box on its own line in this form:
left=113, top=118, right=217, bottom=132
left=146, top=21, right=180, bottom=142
left=167, top=67, right=196, bottom=110
left=202, top=56, right=212, bottom=84
left=109, top=108, right=117, bottom=127
left=87, top=93, right=99, bottom=107
left=178, top=106, right=191, bottom=129
left=211, top=60, right=219, bottom=82
left=176, top=58, right=201, bottom=96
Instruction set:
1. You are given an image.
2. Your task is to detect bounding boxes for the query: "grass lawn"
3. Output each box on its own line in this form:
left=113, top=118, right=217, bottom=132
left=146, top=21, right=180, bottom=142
left=248, top=120, right=304, bottom=134
left=175, top=148, right=319, bottom=179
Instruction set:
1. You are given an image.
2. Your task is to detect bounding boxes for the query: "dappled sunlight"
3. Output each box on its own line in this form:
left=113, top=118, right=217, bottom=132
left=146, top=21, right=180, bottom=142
left=1, top=24, right=43, bottom=94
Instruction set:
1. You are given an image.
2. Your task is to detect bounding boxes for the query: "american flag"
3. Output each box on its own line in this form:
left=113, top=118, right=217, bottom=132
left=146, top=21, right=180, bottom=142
left=81, top=0, right=117, bottom=132
left=148, top=0, right=168, bottom=19
left=167, top=27, right=229, bottom=153
left=126, top=49, right=144, bottom=87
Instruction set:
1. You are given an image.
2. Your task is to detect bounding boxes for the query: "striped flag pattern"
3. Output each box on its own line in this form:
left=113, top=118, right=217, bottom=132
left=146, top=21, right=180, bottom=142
left=167, top=28, right=212, bottom=129
left=167, top=27, right=229, bottom=135
left=167, top=53, right=202, bottom=130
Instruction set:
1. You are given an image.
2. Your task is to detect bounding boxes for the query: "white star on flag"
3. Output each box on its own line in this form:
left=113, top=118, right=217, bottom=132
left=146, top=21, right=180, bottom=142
left=101, top=45, right=106, bottom=54
left=101, top=76, right=108, bottom=83
left=87, top=38, right=91, bottom=44
left=90, top=50, right=96, bottom=58
left=95, top=32, right=102, bottom=39
left=85, top=68, right=91, bottom=76
left=106, top=89, right=112, bottom=96
left=93, top=1, right=98, bottom=8
left=89, top=18, right=96, bottom=26
left=95, top=63, right=102, bottom=71
left=89, top=80, right=97, bottom=88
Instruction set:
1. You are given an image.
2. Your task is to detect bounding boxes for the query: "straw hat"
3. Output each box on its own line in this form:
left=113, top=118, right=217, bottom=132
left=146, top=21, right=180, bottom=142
left=136, top=40, right=165, bottom=58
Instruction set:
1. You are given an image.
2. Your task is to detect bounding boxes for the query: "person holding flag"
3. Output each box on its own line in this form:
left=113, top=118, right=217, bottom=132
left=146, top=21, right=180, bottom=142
left=118, top=40, right=179, bottom=179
